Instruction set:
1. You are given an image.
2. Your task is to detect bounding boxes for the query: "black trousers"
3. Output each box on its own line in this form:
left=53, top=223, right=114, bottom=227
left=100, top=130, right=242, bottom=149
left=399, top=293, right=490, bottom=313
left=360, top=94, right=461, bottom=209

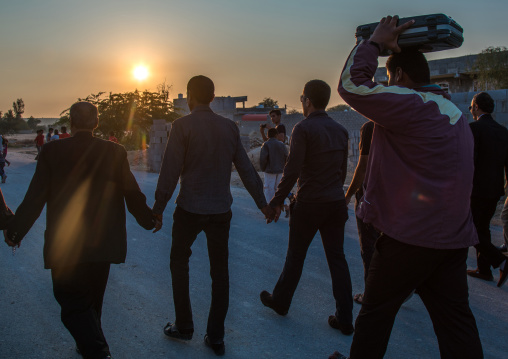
left=349, top=235, right=483, bottom=359
left=51, top=263, right=111, bottom=359
left=170, top=206, right=232, bottom=343
left=471, top=196, right=506, bottom=275
left=271, top=200, right=353, bottom=325
left=355, top=193, right=380, bottom=283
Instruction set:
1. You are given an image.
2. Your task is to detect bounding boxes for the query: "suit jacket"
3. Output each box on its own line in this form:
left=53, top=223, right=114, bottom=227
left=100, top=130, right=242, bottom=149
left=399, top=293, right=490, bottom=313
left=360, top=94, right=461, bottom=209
left=470, top=114, right=508, bottom=199
left=7, top=131, right=154, bottom=269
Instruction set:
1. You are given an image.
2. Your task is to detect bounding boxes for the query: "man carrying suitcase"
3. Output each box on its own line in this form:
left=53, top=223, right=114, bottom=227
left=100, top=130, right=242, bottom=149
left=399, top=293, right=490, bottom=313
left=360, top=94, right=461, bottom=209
left=329, top=16, right=483, bottom=359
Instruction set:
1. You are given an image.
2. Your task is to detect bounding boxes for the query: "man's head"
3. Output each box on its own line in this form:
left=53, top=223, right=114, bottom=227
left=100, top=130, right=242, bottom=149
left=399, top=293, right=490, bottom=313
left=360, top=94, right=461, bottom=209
left=470, top=92, right=494, bottom=120
left=269, top=109, right=281, bottom=125
left=109, top=131, right=115, bottom=137
left=187, top=75, right=215, bottom=111
left=267, top=128, right=278, bottom=139
left=48, top=128, right=53, bottom=134
left=37, top=129, right=43, bottom=134
left=386, top=48, right=430, bottom=88
left=301, top=80, right=331, bottom=117
left=69, top=102, right=99, bottom=132
left=61, top=126, right=67, bottom=134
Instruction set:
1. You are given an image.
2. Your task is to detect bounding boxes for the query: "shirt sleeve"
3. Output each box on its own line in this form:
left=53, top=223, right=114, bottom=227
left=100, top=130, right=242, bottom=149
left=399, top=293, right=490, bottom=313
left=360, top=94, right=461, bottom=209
left=359, top=121, right=374, bottom=156
left=233, top=131, right=267, bottom=209
left=270, top=124, right=305, bottom=206
left=338, top=41, right=417, bottom=132
left=153, top=120, right=186, bottom=214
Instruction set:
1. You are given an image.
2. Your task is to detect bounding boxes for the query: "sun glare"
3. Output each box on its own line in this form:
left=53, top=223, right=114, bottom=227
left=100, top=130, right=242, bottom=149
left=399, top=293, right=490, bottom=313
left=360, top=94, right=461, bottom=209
left=133, top=65, right=149, bottom=81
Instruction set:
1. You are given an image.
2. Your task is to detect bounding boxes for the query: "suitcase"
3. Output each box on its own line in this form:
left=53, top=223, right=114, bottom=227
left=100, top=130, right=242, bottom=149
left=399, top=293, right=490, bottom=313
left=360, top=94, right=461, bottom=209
left=355, top=14, right=464, bottom=56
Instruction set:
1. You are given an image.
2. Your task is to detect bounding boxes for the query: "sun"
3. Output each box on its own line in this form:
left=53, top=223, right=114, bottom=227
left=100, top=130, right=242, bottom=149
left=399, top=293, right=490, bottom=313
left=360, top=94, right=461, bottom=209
left=133, top=65, right=149, bottom=81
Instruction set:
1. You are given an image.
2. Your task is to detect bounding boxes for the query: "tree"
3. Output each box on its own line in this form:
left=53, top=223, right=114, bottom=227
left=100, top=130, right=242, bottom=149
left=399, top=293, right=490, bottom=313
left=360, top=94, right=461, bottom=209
left=257, top=97, right=278, bottom=108
left=472, top=46, right=508, bottom=90
left=59, top=83, right=179, bottom=149
left=12, top=98, right=25, bottom=119
left=327, top=104, right=352, bottom=112
left=27, top=116, right=41, bottom=130
left=287, top=108, right=301, bottom=115
left=0, top=103, right=29, bottom=134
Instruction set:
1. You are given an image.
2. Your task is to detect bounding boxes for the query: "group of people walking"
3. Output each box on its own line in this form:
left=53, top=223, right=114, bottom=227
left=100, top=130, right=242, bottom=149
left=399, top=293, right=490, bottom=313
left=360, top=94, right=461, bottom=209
left=1, top=15, right=507, bottom=359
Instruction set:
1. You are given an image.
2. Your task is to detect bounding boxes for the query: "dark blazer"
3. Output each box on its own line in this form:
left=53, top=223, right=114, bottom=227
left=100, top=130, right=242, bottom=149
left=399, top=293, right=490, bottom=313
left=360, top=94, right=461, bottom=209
left=7, top=131, right=154, bottom=268
left=470, top=114, right=508, bottom=198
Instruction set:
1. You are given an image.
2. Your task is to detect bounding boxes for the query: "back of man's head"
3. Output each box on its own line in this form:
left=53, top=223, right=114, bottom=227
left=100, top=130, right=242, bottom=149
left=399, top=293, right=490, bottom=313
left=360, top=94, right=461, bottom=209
left=70, top=102, right=99, bottom=130
left=61, top=126, right=67, bottom=133
left=267, top=128, right=278, bottom=138
left=386, top=48, right=430, bottom=85
left=187, top=75, right=215, bottom=104
left=269, top=109, right=281, bottom=117
left=473, top=92, right=495, bottom=113
left=303, top=80, right=331, bottom=110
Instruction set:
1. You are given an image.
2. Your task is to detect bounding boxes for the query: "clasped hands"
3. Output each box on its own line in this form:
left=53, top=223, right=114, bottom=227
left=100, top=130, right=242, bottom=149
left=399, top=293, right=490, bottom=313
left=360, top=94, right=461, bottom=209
left=261, top=204, right=281, bottom=224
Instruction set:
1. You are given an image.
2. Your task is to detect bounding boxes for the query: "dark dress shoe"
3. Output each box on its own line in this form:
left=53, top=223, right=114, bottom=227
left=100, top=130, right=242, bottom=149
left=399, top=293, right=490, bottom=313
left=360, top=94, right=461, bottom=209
left=163, top=322, right=193, bottom=340
left=259, top=290, right=288, bottom=316
left=467, top=269, right=494, bottom=281
left=328, top=315, right=354, bottom=335
left=204, top=334, right=225, bottom=356
left=328, top=350, right=349, bottom=359
left=498, top=262, right=508, bottom=287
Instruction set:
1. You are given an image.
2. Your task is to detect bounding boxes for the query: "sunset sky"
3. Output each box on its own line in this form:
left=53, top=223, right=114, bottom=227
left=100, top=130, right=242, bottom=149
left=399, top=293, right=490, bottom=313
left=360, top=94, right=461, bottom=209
left=1, top=0, right=507, bottom=118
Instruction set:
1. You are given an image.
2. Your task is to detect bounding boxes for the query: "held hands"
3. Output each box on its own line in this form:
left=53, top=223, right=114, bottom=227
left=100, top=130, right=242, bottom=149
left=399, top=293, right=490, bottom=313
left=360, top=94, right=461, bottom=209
left=261, top=205, right=282, bottom=224
left=4, top=230, right=20, bottom=248
left=370, top=15, right=415, bottom=54
left=152, top=213, right=163, bottom=233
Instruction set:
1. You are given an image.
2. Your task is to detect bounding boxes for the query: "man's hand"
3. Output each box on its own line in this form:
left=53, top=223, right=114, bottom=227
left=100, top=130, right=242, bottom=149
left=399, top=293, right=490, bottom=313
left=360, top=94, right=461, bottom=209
left=267, top=205, right=282, bottom=223
left=370, top=15, right=415, bottom=54
left=153, top=213, right=163, bottom=233
left=261, top=205, right=275, bottom=223
left=4, top=230, right=20, bottom=248
left=345, top=195, right=352, bottom=206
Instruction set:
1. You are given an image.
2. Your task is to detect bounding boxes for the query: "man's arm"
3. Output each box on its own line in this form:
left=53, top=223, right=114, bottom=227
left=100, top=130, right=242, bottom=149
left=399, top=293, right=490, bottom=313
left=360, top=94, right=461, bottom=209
left=269, top=125, right=305, bottom=207
left=120, top=150, right=155, bottom=230
left=259, top=125, right=268, bottom=142
left=5, top=148, right=51, bottom=244
left=340, top=138, right=349, bottom=188
left=152, top=121, right=186, bottom=215
left=338, top=16, right=417, bottom=130
left=345, top=155, right=369, bottom=205
left=233, top=132, right=267, bottom=210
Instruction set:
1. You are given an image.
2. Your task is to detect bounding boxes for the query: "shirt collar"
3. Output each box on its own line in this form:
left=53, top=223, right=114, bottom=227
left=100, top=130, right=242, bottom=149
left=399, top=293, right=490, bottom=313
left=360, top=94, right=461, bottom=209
left=191, top=105, right=213, bottom=113
left=306, top=110, right=327, bottom=119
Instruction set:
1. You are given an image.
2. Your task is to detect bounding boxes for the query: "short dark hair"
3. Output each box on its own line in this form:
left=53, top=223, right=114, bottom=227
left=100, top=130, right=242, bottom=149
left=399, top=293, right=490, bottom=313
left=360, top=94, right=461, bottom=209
left=37, top=129, right=43, bottom=133
left=61, top=126, right=67, bottom=133
left=187, top=75, right=214, bottom=104
left=267, top=128, right=278, bottom=138
left=473, top=92, right=495, bottom=113
left=269, top=109, right=281, bottom=116
left=54, top=129, right=59, bottom=135
left=48, top=128, right=53, bottom=132
left=109, top=131, right=115, bottom=136
left=303, top=80, right=331, bottom=110
left=386, top=48, right=430, bottom=84
left=70, top=102, right=99, bottom=130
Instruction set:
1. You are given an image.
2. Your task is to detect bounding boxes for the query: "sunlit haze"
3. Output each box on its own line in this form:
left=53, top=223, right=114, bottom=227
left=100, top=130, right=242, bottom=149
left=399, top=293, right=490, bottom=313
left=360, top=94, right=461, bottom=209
left=133, top=65, right=149, bottom=81
left=1, top=0, right=507, bottom=117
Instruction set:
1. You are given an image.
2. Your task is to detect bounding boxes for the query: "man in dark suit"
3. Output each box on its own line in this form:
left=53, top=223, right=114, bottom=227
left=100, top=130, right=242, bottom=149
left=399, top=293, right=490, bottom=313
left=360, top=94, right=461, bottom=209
left=153, top=75, right=271, bottom=356
left=4, top=102, right=155, bottom=359
left=467, top=91, right=508, bottom=287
